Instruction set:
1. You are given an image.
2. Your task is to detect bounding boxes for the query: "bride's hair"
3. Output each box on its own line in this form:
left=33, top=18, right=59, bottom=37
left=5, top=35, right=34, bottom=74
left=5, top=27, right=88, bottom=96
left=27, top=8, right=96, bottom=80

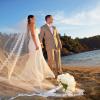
left=27, top=15, right=34, bottom=24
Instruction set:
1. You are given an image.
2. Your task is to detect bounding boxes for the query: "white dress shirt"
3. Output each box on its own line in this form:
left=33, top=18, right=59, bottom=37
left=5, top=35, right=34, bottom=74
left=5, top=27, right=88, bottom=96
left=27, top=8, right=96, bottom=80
left=47, top=24, right=54, bottom=35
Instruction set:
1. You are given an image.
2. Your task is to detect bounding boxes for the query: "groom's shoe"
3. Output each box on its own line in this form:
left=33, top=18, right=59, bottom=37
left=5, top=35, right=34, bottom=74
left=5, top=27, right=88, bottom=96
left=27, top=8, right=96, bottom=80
left=58, top=71, right=63, bottom=75
left=54, top=71, right=58, bottom=79
left=54, top=72, right=60, bottom=79
left=58, top=68, right=63, bottom=75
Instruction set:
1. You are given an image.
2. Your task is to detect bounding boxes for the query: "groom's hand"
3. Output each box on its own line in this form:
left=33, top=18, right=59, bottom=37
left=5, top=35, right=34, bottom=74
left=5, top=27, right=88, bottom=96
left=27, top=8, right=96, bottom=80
left=60, top=45, right=62, bottom=49
left=58, top=46, right=62, bottom=50
left=59, top=44, right=62, bottom=50
left=40, top=43, right=44, bottom=48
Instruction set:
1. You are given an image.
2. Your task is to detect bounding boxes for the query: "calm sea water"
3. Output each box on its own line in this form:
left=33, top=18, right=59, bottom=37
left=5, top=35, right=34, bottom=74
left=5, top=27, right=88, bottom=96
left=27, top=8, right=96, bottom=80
left=62, top=49, right=100, bottom=67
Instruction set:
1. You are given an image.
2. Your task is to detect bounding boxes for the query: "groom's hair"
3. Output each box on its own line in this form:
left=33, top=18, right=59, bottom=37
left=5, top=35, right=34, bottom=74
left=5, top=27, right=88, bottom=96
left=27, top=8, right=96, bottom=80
left=45, top=15, right=52, bottom=21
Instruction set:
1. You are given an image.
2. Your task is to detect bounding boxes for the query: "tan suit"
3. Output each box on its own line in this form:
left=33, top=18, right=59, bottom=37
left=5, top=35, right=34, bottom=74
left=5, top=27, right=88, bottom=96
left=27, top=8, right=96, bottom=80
left=40, top=24, right=62, bottom=75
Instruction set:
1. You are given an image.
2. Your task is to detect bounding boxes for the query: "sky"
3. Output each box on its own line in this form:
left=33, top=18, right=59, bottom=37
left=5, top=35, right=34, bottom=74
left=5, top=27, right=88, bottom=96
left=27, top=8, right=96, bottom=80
left=0, top=0, right=100, bottom=38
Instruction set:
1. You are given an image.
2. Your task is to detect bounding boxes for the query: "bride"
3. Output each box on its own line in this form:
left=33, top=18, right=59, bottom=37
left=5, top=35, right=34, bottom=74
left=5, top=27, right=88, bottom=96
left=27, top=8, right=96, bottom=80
left=24, top=15, right=55, bottom=79
left=0, top=15, right=55, bottom=93
left=16, top=15, right=56, bottom=90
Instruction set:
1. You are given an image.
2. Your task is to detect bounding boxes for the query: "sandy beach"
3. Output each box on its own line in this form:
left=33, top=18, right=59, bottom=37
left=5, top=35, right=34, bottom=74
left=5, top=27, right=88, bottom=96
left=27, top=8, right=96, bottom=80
left=0, top=66, right=100, bottom=100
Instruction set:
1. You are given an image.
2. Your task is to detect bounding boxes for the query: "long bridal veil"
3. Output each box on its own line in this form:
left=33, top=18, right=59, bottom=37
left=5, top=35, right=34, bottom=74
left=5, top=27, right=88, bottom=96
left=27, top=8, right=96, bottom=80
left=0, top=21, right=55, bottom=95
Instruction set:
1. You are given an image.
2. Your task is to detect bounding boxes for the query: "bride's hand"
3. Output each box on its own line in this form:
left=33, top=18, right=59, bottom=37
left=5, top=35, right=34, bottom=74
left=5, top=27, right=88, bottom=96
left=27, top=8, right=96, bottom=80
left=36, top=46, right=39, bottom=50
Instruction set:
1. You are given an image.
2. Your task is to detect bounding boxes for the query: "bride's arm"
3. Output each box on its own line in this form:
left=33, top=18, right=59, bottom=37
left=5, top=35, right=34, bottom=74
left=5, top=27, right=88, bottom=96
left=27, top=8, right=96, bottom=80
left=29, top=24, right=39, bottom=50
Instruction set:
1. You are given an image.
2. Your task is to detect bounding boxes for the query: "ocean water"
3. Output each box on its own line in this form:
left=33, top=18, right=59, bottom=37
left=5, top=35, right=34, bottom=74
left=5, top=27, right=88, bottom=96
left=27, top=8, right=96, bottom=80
left=62, top=49, right=100, bottom=67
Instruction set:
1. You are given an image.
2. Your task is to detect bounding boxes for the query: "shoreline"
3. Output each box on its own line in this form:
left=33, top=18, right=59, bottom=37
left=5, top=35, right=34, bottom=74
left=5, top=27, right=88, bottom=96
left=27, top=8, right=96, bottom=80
left=61, top=49, right=100, bottom=57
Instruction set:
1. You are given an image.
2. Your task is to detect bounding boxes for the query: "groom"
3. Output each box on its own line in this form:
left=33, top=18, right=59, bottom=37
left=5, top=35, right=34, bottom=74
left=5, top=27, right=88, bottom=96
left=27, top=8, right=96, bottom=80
left=40, top=15, right=62, bottom=76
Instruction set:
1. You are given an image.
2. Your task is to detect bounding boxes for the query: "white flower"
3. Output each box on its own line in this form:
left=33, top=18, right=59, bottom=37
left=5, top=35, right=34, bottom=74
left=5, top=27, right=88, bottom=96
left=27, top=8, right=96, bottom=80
left=57, top=73, right=76, bottom=92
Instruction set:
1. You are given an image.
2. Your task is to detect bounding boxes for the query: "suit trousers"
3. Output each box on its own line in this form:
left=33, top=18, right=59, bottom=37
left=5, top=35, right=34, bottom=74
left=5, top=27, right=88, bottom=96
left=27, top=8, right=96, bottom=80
left=46, top=48, right=62, bottom=75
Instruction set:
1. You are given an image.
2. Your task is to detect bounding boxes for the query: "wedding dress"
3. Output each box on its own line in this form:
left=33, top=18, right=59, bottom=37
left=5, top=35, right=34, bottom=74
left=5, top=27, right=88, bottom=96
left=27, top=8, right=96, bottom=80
left=23, top=29, right=55, bottom=79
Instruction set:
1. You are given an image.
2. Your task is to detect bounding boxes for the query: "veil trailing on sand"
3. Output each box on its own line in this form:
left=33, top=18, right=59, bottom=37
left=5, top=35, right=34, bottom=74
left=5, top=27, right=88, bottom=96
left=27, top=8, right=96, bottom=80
left=0, top=21, right=56, bottom=95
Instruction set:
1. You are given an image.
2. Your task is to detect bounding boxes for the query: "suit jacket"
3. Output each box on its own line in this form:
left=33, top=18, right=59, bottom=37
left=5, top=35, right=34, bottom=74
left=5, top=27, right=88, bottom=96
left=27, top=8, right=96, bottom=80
left=40, top=24, right=62, bottom=50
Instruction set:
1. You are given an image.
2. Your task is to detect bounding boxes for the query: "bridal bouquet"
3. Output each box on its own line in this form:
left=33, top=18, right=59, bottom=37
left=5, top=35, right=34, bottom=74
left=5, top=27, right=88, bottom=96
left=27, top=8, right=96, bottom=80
left=57, top=73, right=76, bottom=92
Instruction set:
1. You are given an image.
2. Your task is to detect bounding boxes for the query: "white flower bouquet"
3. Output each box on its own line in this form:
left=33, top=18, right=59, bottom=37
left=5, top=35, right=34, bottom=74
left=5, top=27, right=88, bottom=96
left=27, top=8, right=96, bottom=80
left=57, top=73, right=76, bottom=92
